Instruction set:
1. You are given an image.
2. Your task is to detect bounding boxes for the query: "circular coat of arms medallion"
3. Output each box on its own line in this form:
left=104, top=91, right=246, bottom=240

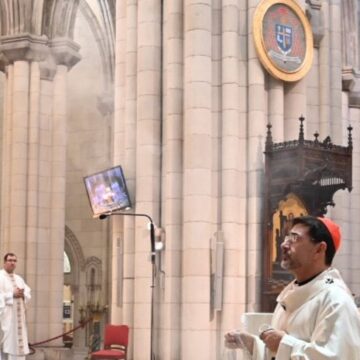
left=253, top=0, right=313, bottom=82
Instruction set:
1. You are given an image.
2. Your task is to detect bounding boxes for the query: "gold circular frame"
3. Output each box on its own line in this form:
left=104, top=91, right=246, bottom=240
left=253, top=0, right=313, bottom=82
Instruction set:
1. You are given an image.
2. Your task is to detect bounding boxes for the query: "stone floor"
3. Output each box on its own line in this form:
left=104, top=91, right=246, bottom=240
left=28, top=346, right=88, bottom=360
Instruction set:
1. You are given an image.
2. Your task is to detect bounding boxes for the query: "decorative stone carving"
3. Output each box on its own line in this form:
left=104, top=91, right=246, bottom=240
left=39, top=55, right=57, bottom=81
left=0, top=33, right=49, bottom=71
left=306, top=2, right=324, bottom=48
left=85, top=256, right=102, bottom=282
left=0, top=34, right=81, bottom=73
left=41, top=0, right=81, bottom=39
left=0, top=0, right=79, bottom=39
left=306, top=0, right=321, bottom=10
left=50, top=38, right=81, bottom=70
left=342, top=67, right=360, bottom=108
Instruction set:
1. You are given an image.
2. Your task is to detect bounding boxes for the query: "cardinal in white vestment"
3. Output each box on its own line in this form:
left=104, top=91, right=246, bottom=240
left=0, top=253, right=31, bottom=360
left=225, top=216, right=360, bottom=359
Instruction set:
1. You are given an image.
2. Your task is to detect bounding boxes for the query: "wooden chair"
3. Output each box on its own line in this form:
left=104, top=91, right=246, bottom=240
left=90, top=324, right=129, bottom=360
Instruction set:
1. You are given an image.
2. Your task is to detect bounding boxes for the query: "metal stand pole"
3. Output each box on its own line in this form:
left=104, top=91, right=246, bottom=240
left=100, top=211, right=156, bottom=360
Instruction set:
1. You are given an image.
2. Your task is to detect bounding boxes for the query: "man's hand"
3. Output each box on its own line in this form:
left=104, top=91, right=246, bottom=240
left=260, top=329, right=285, bottom=353
left=13, top=287, right=24, bottom=299
left=224, top=331, right=254, bottom=354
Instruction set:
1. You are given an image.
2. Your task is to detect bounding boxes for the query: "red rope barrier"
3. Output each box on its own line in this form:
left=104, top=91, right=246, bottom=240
left=28, top=317, right=93, bottom=355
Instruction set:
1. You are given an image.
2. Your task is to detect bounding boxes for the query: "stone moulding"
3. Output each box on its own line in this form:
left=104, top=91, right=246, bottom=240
left=0, top=33, right=81, bottom=72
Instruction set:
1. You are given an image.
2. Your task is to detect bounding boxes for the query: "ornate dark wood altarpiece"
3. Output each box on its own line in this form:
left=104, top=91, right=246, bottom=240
left=261, top=116, right=353, bottom=312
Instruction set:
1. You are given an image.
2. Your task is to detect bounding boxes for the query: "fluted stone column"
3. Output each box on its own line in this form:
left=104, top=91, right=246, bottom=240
left=220, top=0, right=246, bottom=353
left=182, top=1, right=213, bottom=359
left=133, top=1, right=162, bottom=359
left=268, top=77, right=284, bottom=142
left=319, top=1, right=331, bottom=136
left=239, top=1, right=249, bottom=314
left=307, top=48, right=320, bottom=135
left=329, top=0, right=342, bottom=143
left=161, top=1, right=183, bottom=359
left=0, top=34, right=80, bottom=344
left=113, top=2, right=137, bottom=360
left=113, top=0, right=127, bottom=328
left=122, top=3, right=138, bottom=343
left=284, top=80, right=307, bottom=139
left=246, top=0, right=266, bottom=310
left=326, top=1, right=348, bottom=272
left=284, top=0, right=307, bottom=140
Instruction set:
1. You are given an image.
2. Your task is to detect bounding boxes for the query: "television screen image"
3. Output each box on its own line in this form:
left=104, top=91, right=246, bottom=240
left=84, top=166, right=131, bottom=217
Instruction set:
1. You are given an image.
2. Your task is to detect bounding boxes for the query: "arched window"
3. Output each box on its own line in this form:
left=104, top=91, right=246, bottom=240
left=64, top=252, right=71, bottom=273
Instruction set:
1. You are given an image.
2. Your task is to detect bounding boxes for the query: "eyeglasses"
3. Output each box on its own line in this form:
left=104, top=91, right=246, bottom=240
left=282, top=232, right=303, bottom=245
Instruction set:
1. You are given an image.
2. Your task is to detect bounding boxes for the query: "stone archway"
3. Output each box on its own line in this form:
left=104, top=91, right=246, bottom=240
left=64, top=226, right=87, bottom=355
left=64, top=226, right=106, bottom=358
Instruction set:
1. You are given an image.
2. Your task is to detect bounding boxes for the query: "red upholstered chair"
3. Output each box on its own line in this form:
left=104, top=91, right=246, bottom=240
left=90, top=324, right=129, bottom=360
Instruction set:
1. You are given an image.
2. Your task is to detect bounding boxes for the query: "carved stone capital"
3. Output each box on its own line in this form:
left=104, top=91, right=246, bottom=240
left=0, top=33, right=49, bottom=71
left=342, top=67, right=360, bottom=108
left=342, top=66, right=355, bottom=91
left=306, top=0, right=321, bottom=10
left=39, top=55, right=57, bottom=81
left=50, top=37, right=81, bottom=70
left=306, top=4, right=324, bottom=48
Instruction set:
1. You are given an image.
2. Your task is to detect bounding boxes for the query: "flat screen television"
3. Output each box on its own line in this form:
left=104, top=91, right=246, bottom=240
left=84, top=165, right=132, bottom=217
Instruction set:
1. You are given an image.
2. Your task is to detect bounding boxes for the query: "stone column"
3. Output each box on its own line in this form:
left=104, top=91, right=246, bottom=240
left=283, top=1, right=308, bottom=139
left=133, top=1, right=162, bottom=359
left=0, top=34, right=80, bottom=344
left=0, top=34, right=49, bottom=340
left=307, top=48, right=320, bottom=135
left=268, top=77, right=284, bottom=142
left=113, top=2, right=137, bottom=360
left=246, top=1, right=266, bottom=310
left=113, top=0, right=126, bottom=328
left=161, top=0, right=183, bottom=359
left=182, top=1, right=213, bottom=359
left=284, top=80, right=307, bottom=139
left=329, top=0, right=342, bottom=143
left=220, top=0, right=245, bottom=352
left=327, top=1, right=347, bottom=261
left=239, top=1, right=249, bottom=313
left=319, top=1, right=331, bottom=136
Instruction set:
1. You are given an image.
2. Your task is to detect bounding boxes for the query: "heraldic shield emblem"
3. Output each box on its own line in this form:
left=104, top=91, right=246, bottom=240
left=276, top=24, right=292, bottom=55
left=253, top=0, right=313, bottom=82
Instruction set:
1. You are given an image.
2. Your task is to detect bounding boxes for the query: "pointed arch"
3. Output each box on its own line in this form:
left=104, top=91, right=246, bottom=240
left=42, top=0, right=80, bottom=39
left=78, top=0, right=115, bottom=87
left=64, top=226, right=85, bottom=290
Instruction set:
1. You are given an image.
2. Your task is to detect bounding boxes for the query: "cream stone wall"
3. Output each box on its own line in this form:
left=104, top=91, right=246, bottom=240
left=0, top=1, right=359, bottom=360
left=113, top=1, right=360, bottom=360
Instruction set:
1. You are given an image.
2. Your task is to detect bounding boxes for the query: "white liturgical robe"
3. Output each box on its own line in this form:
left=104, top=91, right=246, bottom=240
left=248, top=268, right=360, bottom=360
left=0, top=269, right=31, bottom=359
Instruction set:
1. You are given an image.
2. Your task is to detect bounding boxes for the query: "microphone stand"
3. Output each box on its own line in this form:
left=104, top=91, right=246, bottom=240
left=99, top=211, right=156, bottom=360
